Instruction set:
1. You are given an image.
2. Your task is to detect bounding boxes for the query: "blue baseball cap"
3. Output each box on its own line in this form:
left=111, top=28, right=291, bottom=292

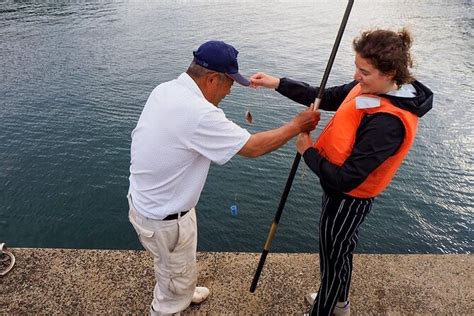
left=193, top=40, right=250, bottom=86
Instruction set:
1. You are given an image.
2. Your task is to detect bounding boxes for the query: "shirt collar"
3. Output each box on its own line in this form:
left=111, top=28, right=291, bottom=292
left=386, top=83, right=416, bottom=98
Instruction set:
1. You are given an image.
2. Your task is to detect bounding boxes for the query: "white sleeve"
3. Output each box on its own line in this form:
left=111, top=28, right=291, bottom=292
left=190, top=108, right=251, bottom=165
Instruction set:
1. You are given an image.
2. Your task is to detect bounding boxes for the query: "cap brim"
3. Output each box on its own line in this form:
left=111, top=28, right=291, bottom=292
left=227, top=72, right=250, bottom=87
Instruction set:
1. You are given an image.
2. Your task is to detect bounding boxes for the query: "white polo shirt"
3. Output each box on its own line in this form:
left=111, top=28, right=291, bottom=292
left=129, top=73, right=251, bottom=220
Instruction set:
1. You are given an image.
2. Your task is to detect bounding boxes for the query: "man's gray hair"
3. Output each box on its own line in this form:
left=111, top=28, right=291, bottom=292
left=186, top=60, right=226, bottom=80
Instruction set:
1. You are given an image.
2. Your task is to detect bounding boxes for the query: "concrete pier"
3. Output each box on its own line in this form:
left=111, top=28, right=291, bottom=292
left=1, top=248, right=472, bottom=314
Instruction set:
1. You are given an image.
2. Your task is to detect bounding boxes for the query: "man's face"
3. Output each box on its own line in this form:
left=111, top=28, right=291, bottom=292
left=209, top=73, right=234, bottom=106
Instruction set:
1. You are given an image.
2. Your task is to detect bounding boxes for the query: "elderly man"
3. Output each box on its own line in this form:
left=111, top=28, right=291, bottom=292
left=128, top=40, right=320, bottom=315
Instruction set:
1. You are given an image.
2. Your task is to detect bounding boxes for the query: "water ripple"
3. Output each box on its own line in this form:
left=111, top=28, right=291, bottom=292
left=1, top=0, right=472, bottom=253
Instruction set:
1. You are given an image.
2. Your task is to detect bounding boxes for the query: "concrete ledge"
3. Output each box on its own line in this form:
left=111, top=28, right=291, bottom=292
left=1, top=248, right=472, bottom=314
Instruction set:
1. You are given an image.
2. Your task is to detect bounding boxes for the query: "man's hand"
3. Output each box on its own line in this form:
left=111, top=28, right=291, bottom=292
left=296, top=132, right=313, bottom=155
left=237, top=108, right=319, bottom=158
left=291, top=108, right=320, bottom=134
left=249, top=72, right=280, bottom=89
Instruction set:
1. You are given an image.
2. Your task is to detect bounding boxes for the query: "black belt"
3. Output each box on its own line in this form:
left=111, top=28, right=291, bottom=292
left=162, top=210, right=189, bottom=221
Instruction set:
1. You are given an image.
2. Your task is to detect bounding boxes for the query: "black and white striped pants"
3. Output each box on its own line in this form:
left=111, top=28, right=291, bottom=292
left=310, top=191, right=373, bottom=315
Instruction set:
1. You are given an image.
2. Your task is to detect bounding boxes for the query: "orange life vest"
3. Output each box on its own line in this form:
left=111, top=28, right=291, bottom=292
left=314, top=84, right=418, bottom=198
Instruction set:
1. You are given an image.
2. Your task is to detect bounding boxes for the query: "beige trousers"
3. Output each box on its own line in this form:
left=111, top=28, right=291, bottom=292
left=128, top=195, right=197, bottom=315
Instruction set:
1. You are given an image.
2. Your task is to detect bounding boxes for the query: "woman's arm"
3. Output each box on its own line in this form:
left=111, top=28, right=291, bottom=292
left=249, top=72, right=357, bottom=111
left=297, top=113, right=405, bottom=192
left=276, top=78, right=358, bottom=111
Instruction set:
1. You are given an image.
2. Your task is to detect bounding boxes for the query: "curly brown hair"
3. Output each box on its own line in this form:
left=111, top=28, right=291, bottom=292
left=353, top=28, right=415, bottom=85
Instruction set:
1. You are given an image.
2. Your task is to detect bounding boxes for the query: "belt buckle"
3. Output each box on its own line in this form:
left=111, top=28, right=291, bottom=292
left=163, top=210, right=189, bottom=221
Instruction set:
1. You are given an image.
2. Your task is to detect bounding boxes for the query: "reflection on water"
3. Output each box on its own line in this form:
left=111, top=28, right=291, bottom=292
left=0, top=0, right=472, bottom=253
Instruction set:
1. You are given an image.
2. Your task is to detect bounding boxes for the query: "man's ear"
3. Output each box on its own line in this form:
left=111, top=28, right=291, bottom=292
left=207, top=72, right=219, bottom=85
left=208, top=75, right=215, bottom=84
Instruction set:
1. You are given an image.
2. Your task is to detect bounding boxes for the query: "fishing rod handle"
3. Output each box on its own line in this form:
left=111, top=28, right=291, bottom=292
left=249, top=152, right=302, bottom=292
left=250, top=249, right=269, bottom=292
left=313, top=97, right=322, bottom=111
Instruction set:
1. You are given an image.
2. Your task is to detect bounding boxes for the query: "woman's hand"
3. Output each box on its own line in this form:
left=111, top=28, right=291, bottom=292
left=296, top=132, right=313, bottom=155
left=249, top=72, right=280, bottom=89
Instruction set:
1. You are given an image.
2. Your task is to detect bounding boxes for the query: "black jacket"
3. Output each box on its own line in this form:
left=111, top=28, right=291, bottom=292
left=276, top=78, right=433, bottom=197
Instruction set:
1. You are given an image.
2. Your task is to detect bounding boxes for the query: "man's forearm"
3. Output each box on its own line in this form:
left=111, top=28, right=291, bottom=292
left=238, top=122, right=299, bottom=158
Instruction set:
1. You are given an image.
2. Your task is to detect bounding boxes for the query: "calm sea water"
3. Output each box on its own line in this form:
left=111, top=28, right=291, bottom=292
left=1, top=0, right=472, bottom=254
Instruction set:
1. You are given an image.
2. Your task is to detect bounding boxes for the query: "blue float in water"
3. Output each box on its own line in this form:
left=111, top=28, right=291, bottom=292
left=230, top=204, right=238, bottom=216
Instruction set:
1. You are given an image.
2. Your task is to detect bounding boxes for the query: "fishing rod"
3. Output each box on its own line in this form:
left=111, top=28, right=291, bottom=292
left=250, top=0, right=355, bottom=293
